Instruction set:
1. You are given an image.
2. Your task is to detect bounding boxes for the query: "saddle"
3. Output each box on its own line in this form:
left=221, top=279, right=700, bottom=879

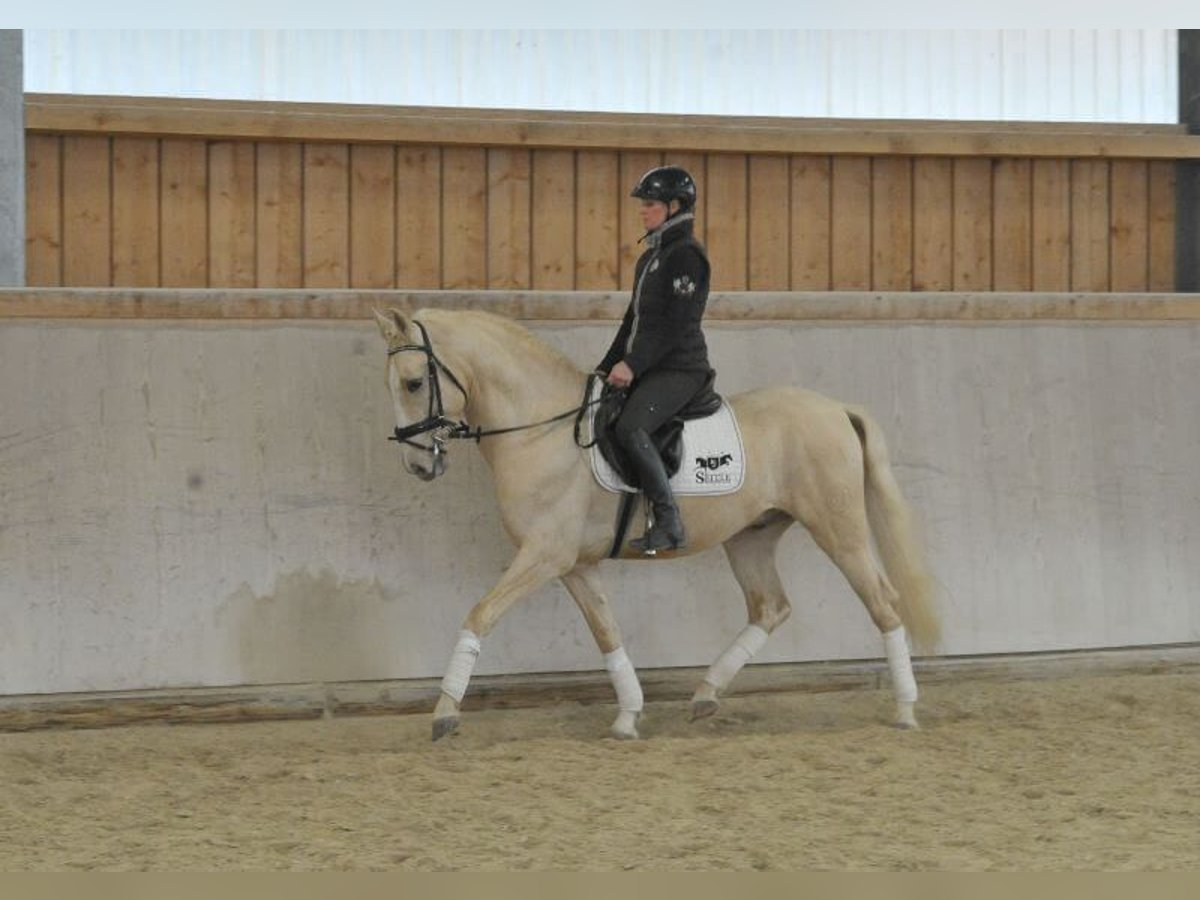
left=591, top=369, right=722, bottom=488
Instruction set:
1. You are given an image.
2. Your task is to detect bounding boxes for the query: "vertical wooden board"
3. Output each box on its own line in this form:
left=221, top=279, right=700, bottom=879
left=871, top=156, right=913, bottom=290
left=160, top=139, right=208, bottom=287
left=618, top=151, right=662, bottom=290
left=1109, top=160, right=1149, bottom=292
left=208, top=141, right=256, bottom=287
left=993, top=158, right=1033, bottom=290
left=790, top=155, right=831, bottom=290
left=349, top=144, right=396, bottom=289
left=62, top=135, right=112, bottom=286
left=952, top=158, right=992, bottom=290
left=395, top=146, right=441, bottom=289
left=1031, top=159, right=1071, bottom=291
left=1070, top=160, right=1111, bottom=292
left=912, top=158, right=952, bottom=290
left=830, top=156, right=871, bottom=290
left=531, top=150, right=575, bottom=290
left=255, top=142, right=303, bottom=288
left=667, top=152, right=707, bottom=246
left=748, top=155, right=790, bottom=290
left=24, top=134, right=62, bottom=286
left=111, top=137, right=161, bottom=287
left=486, top=148, right=531, bottom=289
left=706, top=153, right=748, bottom=291
left=575, top=151, right=619, bottom=290
left=303, top=143, right=350, bottom=288
left=1147, top=160, right=1176, bottom=292
left=441, top=147, right=487, bottom=289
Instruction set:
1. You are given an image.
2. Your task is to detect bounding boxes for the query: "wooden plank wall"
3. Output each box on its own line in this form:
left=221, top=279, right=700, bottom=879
left=25, top=138, right=1180, bottom=292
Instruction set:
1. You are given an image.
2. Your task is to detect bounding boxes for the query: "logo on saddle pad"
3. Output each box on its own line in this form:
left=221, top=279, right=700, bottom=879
left=694, top=453, right=735, bottom=484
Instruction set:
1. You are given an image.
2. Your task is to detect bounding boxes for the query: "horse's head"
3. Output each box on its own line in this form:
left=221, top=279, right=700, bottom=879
left=373, top=307, right=468, bottom=481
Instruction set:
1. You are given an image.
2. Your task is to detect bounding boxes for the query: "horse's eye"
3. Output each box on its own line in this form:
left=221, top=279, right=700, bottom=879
left=405, top=379, right=423, bottom=394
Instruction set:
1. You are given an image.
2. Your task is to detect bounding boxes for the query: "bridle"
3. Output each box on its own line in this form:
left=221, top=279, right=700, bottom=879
left=385, top=320, right=471, bottom=463
left=385, top=320, right=603, bottom=461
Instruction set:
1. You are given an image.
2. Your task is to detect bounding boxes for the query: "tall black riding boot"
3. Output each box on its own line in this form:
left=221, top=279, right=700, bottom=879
left=623, top=428, right=687, bottom=555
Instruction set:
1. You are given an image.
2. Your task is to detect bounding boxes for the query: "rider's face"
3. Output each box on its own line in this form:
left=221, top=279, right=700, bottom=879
left=639, top=199, right=671, bottom=232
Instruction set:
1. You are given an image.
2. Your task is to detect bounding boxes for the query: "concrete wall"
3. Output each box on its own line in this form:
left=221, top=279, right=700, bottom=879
left=2, top=296, right=1199, bottom=696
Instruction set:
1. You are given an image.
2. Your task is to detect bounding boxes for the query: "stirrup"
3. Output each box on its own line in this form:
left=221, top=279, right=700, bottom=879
left=630, top=523, right=686, bottom=556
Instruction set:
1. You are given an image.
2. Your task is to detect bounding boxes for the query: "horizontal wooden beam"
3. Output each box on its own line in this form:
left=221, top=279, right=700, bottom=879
left=25, top=93, right=1200, bottom=160
left=2, top=643, right=1196, bottom=732
left=4, top=289, right=1200, bottom=322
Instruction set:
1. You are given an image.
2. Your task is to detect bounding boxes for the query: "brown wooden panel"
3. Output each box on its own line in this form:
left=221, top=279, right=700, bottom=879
left=442, top=147, right=487, bottom=289
left=348, top=144, right=396, bottom=289
left=618, top=151, right=661, bottom=290
left=1070, top=160, right=1110, bottom=291
left=575, top=151, right=619, bottom=291
left=62, top=135, right=111, bottom=286
left=830, top=157, right=871, bottom=290
left=255, top=142, right=302, bottom=288
left=1110, top=160, right=1149, bottom=292
left=790, top=155, right=831, bottom=290
left=24, top=134, right=62, bottom=286
left=952, top=158, right=992, bottom=290
left=208, top=141, right=256, bottom=287
left=748, top=155, right=790, bottom=290
left=160, top=139, right=208, bottom=287
left=1031, top=159, right=1071, bottom=291
left=871, top=156, right=913, bottom=290
left=993, top=159, right=1032, bottom=291
left=1147, top=160, right=1176, bottom=292
left=487, top=148, right=531, bottom=289
left=667, top=152, right=707, bottom=246
left=111, top=137, right=160, bottom=287
left=912, top=158, right=952, bottom=291
left=531, top=150, right=575, bottom=290
left=395, top=146, right=441, bottom=289
left=706, top=153, right=748, bottom=291
left=303, top=143, right=350, bottom=288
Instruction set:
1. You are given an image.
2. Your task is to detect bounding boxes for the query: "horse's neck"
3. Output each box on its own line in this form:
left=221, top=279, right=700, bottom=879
left=434, top=318, right=586, bottom=451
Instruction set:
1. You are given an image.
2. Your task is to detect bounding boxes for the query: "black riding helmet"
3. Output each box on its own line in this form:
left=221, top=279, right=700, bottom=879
left=631, top=165, right=697, bottom=213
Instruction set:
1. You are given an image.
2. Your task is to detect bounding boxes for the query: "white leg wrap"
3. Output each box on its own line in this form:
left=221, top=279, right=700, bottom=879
left=440, top=630, right=481, bottom=704
left=883, top=625, right=919, bottom=703
left=604, top=647, right=644, bottom=713
left=703, top=624, right=770, bottom=693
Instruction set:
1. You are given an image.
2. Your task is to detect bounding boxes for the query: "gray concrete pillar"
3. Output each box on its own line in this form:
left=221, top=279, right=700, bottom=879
left=0, top=30, right=24, bottom=286
left=1178, top=30, right=1200, bottom=292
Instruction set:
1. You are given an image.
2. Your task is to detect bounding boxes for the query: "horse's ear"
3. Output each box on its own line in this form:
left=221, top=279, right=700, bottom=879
left=373, top=307, right=409, bottom=345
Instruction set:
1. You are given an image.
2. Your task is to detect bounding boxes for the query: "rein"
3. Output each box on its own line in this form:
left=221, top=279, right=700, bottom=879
left=386, top=321, right=603, bottom=450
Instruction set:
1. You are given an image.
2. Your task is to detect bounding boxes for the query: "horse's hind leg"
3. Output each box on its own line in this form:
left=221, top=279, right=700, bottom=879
left=561, top=565, right=643, bottom=740
left=815, top=537, right=920, bottom=729
left=692, top=516, right=794, bottom=721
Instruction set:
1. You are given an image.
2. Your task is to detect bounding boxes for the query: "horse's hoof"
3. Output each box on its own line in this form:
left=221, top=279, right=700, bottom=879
left=893, top=701, right=919, bottom=730
left=610, top=710, right=640, bottom=740
left=690, top=699, right=720, bottom=722
left=432, top=716, right=460, bottom=742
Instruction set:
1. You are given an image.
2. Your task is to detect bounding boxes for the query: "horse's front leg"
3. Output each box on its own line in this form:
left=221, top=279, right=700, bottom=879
left=432, top=542, right=575, bottom=741
left=560, top=565, right=643, bottom=740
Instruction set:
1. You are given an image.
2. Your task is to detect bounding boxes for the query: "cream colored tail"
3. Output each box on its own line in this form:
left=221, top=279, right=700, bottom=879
left=846, top=407, right=941, bottom=653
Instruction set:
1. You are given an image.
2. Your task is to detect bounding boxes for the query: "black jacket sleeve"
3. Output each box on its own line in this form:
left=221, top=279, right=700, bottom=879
left=622, top=245, right=709, bottom=377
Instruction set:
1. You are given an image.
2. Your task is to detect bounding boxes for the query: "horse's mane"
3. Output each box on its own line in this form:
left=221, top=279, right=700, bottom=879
left=419, top=308, right=584, bottom=382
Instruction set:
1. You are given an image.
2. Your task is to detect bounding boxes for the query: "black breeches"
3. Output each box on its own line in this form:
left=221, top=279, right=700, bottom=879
left=613, top=369, right=709, bottom=449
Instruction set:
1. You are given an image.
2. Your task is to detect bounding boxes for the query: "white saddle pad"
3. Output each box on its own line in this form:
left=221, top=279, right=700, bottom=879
left=587, top=382, right=746, bottom=496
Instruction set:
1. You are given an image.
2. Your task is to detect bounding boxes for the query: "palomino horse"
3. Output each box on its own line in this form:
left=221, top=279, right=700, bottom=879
left=374, top=307, right=940, bottom=741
